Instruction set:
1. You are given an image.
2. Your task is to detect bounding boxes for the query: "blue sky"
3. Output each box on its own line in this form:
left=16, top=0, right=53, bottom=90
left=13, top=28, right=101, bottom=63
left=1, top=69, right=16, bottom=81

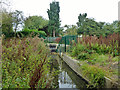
left=11, top=0, right=119, bottom=26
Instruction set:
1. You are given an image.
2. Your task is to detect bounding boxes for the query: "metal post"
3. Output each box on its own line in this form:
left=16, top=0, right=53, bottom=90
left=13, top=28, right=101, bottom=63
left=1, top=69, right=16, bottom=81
left=75, top=35, right=77, bottom=43
left=65, top=37, right=66, bottom=52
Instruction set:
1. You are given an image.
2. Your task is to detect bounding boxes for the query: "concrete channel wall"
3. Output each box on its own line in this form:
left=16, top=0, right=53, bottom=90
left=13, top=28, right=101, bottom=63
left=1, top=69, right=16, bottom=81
left=60, top=53, right=120, bottom=88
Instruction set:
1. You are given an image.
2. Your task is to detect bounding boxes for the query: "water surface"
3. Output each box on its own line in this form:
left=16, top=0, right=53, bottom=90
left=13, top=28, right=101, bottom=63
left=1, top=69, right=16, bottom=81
left=50, top=55, right=88, bottom=89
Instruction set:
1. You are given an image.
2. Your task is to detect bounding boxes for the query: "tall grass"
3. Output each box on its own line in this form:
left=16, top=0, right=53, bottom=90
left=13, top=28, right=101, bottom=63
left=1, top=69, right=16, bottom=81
left=81, top=64, right=105, bottom=88
left=2, top=36, right=52, bottom=88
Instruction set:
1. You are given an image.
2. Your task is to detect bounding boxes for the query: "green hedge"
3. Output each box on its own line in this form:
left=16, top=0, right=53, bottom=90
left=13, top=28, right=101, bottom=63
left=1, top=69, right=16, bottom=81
left=2, top=32, right=15, bottom=38
left=17, top=29, right=46, bottom=38
left=3, top=29, right=46, bottom=38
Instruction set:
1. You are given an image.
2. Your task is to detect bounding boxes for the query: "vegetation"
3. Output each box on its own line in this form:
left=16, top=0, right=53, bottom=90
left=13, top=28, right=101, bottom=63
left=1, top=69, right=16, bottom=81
left=1, top=2, right=61, bottom=88
left=2, top=11, right=48, bottom=38
left=71, top=34, right=119, bottom=58
left=47, top=1, right=61, bottom=37
left=64, top=13, right=120, bottom=37
left=12, top=10, right=24, bottom=35
left=1, top=0, right=120, bottom=88
left=2, top=36, right=56, bottom=88
left=76, top=13, right=120, bottom=37
left=2, top=10, right=13, bottom=37
left=67, top=33, right=119, bottom=87
left=64, top=25, right=78, bottom=36
left=16, top=29, right=46, bottom=38
left=24, top=15, right=48, bottom=30
left=77, top=13, right=87, bottom=27
left=81, top=64, right=105, bottom=88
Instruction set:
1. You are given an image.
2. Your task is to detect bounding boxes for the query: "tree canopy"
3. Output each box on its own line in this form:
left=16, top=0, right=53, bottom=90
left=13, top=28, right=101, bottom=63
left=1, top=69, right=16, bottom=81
left=12, top=10, right=24, bottom=34
left=2, top=10, right=13, bottom=37
left=64, top=25, right=78, bottom=36
left=47, top=1, right=60, bottom=37
left=77, top=13, right=120, bottom=37
left=24, top=15, right=48, bottom=30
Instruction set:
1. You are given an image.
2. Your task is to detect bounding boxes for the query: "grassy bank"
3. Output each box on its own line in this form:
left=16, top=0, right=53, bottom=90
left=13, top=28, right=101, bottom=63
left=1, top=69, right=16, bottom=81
left=67, top=33, right=119, bottom=87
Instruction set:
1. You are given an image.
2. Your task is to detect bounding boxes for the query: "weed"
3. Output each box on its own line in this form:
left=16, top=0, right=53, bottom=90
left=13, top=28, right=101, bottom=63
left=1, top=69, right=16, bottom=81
left=77, top=53, right=89, bottom=60
left=81, top=64, right=105, bottom=88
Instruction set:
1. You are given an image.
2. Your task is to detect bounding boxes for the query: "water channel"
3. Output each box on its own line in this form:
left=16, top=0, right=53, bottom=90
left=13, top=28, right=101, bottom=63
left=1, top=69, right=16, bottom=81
left=50, top=55, right=88, bottom=89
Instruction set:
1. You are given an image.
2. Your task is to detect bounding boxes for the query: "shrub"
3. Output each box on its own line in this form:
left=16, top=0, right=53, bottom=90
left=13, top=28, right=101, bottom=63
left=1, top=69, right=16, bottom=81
left=71, top=47, right=77, bottom=56
left=3, top=29, right=47, bottom=38
left=2, top=36, right=52, bottom=88
left=71, top=43, right=85, bottom=56
left=17, top=29, right=46, bottom=38
left=77, top=43, right=85, bottom=52
left=2, top=32, right=15, bottom=38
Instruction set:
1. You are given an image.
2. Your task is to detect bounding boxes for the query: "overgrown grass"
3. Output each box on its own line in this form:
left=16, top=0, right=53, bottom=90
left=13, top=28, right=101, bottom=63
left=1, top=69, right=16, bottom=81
left=81, top=64, right=105, bottom=88
left=69, top=42, right=119, bottom=76
left=2, top=36, right=53, bottom=88
left=67, top=33, right=119, bottom=87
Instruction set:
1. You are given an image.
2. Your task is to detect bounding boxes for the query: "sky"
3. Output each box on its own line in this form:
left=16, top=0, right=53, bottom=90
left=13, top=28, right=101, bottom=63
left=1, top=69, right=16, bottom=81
left=10, top=0, right=120, bottom=27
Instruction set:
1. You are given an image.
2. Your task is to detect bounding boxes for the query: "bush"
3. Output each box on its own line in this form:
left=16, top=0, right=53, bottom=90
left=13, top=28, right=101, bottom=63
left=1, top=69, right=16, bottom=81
left=3, top=29, right=47, bottom=38
left=2, top=36, right=52, bottom=88
left=17, top=29, right=47, bottom=38
left=71, top=47, right=78, bottom=56
left=2, top=32, right=15, bottom=38
left=71, top=43, right=85, bottom=57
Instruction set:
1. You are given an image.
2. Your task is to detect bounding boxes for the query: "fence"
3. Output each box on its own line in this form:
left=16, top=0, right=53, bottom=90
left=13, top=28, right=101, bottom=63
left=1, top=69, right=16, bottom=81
left=57, top=35, right=78, bottom=53
left=40, top=35, right=78, bottom=53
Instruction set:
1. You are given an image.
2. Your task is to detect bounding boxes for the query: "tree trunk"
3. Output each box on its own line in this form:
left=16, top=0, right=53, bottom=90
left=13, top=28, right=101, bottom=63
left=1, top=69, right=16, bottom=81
left=53, top=30, right=55, bottom=37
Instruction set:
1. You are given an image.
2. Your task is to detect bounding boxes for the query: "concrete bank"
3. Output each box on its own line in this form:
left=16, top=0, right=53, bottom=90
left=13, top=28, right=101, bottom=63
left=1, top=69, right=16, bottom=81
left=60, top=53, right=119, bottom=88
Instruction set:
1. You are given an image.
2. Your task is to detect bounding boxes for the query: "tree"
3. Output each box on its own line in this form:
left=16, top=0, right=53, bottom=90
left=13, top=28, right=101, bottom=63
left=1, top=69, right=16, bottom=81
left=2, top=9, right=13, bottom=36
left=0, top=0, right=10, bottom=36
left=12, top=10, right=24, bottom=36
left=24, top=15, right=48, bottom=30
left=77, top=13, right=87, bottom=27
left=76, top=13, right=120, bottom=37
left=64, top=25, right=78, bottom=35
left=77, top=13, right=88, bottom=35
left=111, top=20, right=120, bottom=33
left=77, top=16, right=119, bottom=37
left=77, top=17, right=104, bottom=37
left=47, top=1, right=60, bottom=37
